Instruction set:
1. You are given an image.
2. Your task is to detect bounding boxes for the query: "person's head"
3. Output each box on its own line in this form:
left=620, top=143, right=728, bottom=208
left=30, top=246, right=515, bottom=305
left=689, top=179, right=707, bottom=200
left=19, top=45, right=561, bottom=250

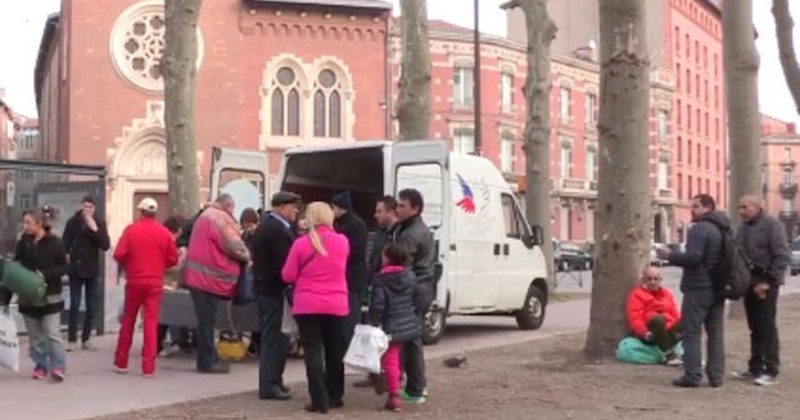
left=81, top=195, right=96, bottom=218
left=331, top=190, right=353, bottom=218
left=374, top=196, right=398, bottom=229
left=239, top=207, right=259, bottom=233
left=382, top=242, right=410, bottom=268
left=690, top=194, right=716, bottom=221
left=305, top=201, right=335, bottom=257
left=396, top=189, right=424, bottom=222
left=23, top=207, right=53, bottom=237
left=271, top=191, right=302, bottom=222
left=641, top=266, right=663, bottom=291
left=137, top=197, right=158, bottom=218
left=737, top=194, right=763, bottom=222
left=163, top=214, right=186, bottom=239
left=215, top=193, right=236, bottom=216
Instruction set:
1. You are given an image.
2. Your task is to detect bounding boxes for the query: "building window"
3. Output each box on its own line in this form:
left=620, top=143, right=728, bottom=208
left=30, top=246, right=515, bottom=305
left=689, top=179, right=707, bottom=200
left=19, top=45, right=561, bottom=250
left=19, top=194, right=33, bottom=210
left=704, top=79, right=709, bottom=103
left=705, top=145, right=710, bottom=169
left=658, top=110, right=669, bottom=142
left=685, top=34, right=690, bottom=56
left=501, top=71, right=514, bottom=113
left=17, top=170, right=34, bottom=181
left=704, top=113, right=709, bottom=137
left=688, top=139, right=693, bottom=164
left=715, top=118, right=720, bottom=139
left=560, top=142, right=572, bottom=178
left=500, top=131, right=515, bottom=173
left=714, top=53, right=719, bottom=75
left=271, top=67, right=301, bottom=136
left=677, top=100, right=682, bottom=125
left=697, top=143, right=701, bottom=168
left=687, top=105, right=692, bottom=131
left=312, top=69, right=343, bottom=138
left=678, top=136, right=683, bottom=162
left=714, top=86, right=719, bottom=108
left=675, top=26, right=680, bottom=52
left=658, top=158, right=669, bottom=189
left=697, top=177, right=702, bottom=194
left=586, top=92, right=598, bottom=126
left=676, top=64, right=681, bottom=89
left=784, top=168, right=793, bottom=184
left=453, top=65, right=474, bottom=107
left=696, top=109, right=700, bottom=134
left=695, top=40, right=699, bottom=64
left=695, top=74, right=700, bottom=99
left=678, top=173, right=683, bottom=199
left=454, top=128, right=475, bottom=154
left=560, top=86, right=572, bottom=124
left=688, top=175, right=693, bottom=197
left=686, top=69, right=691, bottom=94
left=716, top=150, right=720, bottom=172
left=586, top=146, right=597, bottom=182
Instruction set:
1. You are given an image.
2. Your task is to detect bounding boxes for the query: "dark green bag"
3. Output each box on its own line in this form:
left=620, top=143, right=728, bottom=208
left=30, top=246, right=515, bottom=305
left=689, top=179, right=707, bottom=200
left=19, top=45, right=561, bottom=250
left=1, top=261, right=46, bottom=304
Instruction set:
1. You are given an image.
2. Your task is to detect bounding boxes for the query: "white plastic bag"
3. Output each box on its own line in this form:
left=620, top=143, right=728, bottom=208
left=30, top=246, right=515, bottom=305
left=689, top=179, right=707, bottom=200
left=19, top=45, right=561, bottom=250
left=280, top=298, right=299, bottom=338
left=0, top=312, right=20, bottom=372
left=344, top=325, right=389, bottom=374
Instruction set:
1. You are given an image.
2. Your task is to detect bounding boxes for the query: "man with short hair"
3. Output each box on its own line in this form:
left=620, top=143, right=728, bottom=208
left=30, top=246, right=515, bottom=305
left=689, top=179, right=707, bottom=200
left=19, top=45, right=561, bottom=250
left=626, top=266, right=682, bottom=365
left=63, top=195, right=110, bottom=352
left=657, top=194, right=728, bottom=388
left=252, top=191, right=301, bottom=400
left=732, top=195, right=790, bottom=386
left=331, top=190, right=369, bottom=343
left=393, top=188, right=435, bottom=404
left=184, top=194, right=252, bottom=374
left=113, top=198, right=179, bottom=376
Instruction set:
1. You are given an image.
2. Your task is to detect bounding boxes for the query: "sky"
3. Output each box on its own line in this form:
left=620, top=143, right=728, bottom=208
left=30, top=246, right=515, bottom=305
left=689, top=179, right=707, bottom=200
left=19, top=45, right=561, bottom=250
left=0, top=0, right=798, bottom=125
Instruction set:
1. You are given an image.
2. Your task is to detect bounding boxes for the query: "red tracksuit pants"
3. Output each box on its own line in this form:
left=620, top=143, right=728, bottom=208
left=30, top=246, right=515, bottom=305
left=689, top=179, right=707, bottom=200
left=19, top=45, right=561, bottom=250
left=114, top=282, right=163, bottom=375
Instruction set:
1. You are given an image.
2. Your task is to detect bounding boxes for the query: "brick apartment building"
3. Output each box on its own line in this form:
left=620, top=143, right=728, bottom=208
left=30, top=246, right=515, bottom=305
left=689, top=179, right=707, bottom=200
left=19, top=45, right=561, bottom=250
left=509, top=0, right=726, bottom=244
left=761, top=114, right=800, bottom=240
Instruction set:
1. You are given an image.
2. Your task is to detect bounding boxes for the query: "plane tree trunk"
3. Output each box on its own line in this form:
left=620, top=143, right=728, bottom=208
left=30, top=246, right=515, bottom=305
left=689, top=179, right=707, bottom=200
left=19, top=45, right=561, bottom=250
left=396, top=0, right=432, bottom=141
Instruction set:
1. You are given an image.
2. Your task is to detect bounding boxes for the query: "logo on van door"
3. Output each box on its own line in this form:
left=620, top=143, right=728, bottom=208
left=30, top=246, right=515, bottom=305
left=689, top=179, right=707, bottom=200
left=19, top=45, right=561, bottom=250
left=456, top=174, right=476, bottom=214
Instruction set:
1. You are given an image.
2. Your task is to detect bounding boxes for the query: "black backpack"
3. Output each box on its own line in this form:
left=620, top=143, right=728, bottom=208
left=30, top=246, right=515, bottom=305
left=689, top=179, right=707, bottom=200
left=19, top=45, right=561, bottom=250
left=707, top=220, right=751, bottom=300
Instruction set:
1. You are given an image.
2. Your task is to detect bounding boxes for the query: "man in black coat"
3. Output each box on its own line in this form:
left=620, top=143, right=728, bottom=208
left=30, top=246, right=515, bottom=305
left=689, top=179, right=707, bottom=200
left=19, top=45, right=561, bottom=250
left=62, top=195, right=110, bottom=351
left=252, top=191, right=301, bottom=401
left=331, top=190, right=369, bottom=344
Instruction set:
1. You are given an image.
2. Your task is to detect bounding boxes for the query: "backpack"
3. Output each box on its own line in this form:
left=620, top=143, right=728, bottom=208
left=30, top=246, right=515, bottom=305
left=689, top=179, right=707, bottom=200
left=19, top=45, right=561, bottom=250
left=707, top=220, right=751, bottom=300
left=615, top=337, right=683, bottom=365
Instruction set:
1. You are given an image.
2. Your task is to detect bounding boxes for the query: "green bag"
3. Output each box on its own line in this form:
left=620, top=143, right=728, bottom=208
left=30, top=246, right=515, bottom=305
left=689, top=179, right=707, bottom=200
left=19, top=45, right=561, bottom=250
left=1, top=261, right=46, bottom=304
left=616, top=337, right=670, bottom=364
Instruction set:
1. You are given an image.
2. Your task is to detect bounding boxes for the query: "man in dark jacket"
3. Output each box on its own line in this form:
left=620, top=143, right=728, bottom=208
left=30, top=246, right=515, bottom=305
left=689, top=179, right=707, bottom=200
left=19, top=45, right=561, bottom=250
left=733, top=195, right=789, bottom=386
left=62, top=195, right=110, bottom=352
left=369, top=196, right=400, bottom=276
left=252, top=191, right=300, bottom=400
left=392, top=188, right=435, bottom=403
left=331, top=190, right=369, bottom=343
left=657, top=194, right=727, bottom=388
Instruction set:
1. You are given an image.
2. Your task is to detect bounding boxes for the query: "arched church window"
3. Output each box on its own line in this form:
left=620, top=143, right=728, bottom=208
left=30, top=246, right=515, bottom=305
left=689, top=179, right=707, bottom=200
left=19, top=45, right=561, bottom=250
left=313, top=69, right=343, bottom=138
left=271, top=67, right=301, bottom=136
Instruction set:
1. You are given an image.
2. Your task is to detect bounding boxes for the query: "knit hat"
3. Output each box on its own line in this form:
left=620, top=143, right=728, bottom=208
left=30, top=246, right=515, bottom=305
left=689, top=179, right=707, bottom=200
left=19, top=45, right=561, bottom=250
left=331, top=190, right=353, bottom=211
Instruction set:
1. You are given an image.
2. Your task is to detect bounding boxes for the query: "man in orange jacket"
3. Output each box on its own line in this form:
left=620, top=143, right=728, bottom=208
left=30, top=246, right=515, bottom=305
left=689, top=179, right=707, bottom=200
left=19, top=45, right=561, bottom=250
left=626, top=266, right=682, bottom=364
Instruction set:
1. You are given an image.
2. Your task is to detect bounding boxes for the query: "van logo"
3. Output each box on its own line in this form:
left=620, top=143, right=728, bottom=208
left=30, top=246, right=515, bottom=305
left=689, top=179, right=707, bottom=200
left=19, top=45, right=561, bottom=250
left=456, top=173, right=476, bottom=214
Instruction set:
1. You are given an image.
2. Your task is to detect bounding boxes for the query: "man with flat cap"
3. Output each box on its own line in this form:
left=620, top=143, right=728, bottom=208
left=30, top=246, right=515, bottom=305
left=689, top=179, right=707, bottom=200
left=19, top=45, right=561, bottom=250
left=252, top=191, right=302, bottom=400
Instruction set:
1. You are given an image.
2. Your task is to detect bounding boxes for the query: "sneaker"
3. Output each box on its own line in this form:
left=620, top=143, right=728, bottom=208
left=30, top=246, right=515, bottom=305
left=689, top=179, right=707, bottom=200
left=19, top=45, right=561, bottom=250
left=31, top=368, right=47, bottom=380
left=51, top=369, right=65, bottom=382
left=665, top=353, right=683, bottom=367
left=671, top=376, right=699, bottom=388
left=142, top=372, right=155, bottom=379
left=754, top=374, right=779, bottom=386
left=385, top=394, right=403, bottom=412
left=114, top=365, right=129, bottom=374
left=732, top=369, right=758, bottom=380
left=81, top=341, right=97, bottom=351
left=66, top=342, right=79, bottom=352
left=400, top=390, right=427, bottom=404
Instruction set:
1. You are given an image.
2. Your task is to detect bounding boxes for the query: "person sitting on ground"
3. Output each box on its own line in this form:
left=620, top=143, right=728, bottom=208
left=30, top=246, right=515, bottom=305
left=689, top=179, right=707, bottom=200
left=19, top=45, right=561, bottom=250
left=626, top=266, right=682, bottom=365
left=157, top=214, right=191, bottom=356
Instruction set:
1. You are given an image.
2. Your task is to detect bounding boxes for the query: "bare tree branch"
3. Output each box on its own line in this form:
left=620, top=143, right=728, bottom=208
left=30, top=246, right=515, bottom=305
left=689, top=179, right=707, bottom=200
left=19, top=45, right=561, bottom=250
left=773, top=0, right=800, bottom=114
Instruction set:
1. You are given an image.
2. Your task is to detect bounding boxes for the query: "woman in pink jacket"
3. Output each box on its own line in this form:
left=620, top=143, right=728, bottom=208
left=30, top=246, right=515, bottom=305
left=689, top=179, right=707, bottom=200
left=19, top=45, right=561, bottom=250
left=282, top=201, right=350, bottom=414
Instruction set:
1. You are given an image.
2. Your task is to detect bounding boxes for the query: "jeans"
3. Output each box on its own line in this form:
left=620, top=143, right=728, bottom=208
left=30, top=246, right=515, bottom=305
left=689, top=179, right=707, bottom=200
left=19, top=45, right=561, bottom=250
left=745, top=285, right=780, bottom=376
left=257, top=295, right=288, bottom=397
left=382, top=342, right=402, bottom=396
left=67, top=277, right=98, bottom=343
left=190, top=288, right=222, bottom=371
left=681, top=288, right=725, bottom=384
left=403, top=313, right=427, bottom=397
left=296, top=314, right=346, bottom=407
left=23, top=313, right=65, bottom=372
left=647, top=315, right=683, bottom=352
left=115, top=283, right=162, bottom=374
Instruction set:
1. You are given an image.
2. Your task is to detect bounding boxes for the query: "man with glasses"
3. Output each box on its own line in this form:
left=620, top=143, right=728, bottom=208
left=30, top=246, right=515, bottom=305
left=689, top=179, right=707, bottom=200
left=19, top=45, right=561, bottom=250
left=626, top=266, right=682, bottom=365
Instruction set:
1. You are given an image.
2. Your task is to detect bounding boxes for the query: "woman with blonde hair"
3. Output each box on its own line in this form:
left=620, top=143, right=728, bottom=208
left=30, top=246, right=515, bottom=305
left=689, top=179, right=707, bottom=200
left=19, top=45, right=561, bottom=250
left=282, top=201, right=350, bottom=413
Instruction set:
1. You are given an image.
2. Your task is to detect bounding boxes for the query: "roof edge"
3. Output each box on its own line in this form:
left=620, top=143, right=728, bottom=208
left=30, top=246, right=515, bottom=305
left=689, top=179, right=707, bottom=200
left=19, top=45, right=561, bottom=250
left=247, top=0, right=392, bottom=11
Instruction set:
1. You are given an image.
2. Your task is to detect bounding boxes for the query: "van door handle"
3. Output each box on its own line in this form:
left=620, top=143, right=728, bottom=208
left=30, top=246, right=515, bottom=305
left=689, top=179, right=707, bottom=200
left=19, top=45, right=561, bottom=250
left=503, top=244, right=509, bottom=255
left=493, top=243, right=501, bottom=255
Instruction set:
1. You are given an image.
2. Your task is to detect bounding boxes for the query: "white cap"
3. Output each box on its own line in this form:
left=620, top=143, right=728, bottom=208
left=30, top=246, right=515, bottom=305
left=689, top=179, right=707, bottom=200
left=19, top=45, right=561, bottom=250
left=137, top=197, right=158, bottom=212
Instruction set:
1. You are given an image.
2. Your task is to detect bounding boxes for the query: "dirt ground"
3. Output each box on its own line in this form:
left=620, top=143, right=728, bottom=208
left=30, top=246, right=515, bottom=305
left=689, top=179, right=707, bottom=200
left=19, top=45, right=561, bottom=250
left=95, top=295, right=800, bottom=420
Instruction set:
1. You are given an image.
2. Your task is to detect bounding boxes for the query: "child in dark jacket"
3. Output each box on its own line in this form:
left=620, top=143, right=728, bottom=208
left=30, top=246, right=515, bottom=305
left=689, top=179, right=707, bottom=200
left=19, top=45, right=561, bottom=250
left=369, top=243, right=421, bottom=412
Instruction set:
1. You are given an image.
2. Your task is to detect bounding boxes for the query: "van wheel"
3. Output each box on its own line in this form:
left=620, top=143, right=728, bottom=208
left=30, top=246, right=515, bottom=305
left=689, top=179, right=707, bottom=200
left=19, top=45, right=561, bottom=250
left=422, top=307, right=446, bottom=345
left=516, top=285, right=546, bottom=330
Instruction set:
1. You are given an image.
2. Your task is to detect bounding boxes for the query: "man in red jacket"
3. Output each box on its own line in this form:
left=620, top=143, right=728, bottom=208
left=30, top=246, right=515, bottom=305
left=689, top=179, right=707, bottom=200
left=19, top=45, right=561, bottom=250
left=626, top=266, right=682, bottom=365
left=113, top=197, right=179, bottom=376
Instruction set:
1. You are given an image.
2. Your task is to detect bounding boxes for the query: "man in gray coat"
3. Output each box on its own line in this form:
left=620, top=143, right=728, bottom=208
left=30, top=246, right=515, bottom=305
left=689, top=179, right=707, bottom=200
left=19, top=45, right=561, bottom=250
left=657, top=194, right=727, bottom=388
left=732, top=195, right=789, bottom=387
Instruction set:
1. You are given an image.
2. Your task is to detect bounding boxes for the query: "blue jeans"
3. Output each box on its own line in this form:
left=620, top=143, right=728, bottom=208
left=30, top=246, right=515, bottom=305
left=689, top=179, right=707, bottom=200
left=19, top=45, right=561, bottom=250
left=23, top=313, right=65, bottom=372
left=68, top=277, right=98, bottom=343
left=189, top=289, right=221, bottom=371
left=257, top=295, right=288, bottom=397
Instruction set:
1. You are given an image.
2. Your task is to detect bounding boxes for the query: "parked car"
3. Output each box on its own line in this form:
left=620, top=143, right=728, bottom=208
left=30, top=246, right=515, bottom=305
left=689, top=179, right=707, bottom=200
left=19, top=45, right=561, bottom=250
left=790, top=239, right=800, bottom=276
left=554, top=242, right=594, bottom=272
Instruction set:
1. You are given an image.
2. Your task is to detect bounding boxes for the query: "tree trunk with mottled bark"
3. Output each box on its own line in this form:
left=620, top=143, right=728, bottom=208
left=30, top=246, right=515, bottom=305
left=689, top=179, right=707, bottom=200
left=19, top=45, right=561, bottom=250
left=500, top=0, right=557, bottom=287
left=397, top=0, right=432, bottom=141
left=163, top=0, right=202, bottom=215
left=724, top=0, right=761, bottom=319
left=584, top=0, right=652, bottom=361
left=773, top=0, right=800, bottom=114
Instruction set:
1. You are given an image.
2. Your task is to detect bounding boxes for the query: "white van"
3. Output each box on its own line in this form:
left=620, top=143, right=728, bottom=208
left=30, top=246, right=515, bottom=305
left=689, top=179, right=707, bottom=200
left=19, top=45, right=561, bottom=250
left=210, top=140, right=550, bottom=344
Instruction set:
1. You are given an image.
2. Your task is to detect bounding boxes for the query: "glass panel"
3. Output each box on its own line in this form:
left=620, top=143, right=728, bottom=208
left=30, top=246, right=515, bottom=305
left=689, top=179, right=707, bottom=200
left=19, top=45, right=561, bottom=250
left=277, top=67, right=295, bottom=86
left=271, top=89, right=284, bottom=136
left=501, top=135, right=514, bottom=173
left=313, top=90, right=326, bottom=137
left=329, top=91, right=341, bottom=138
left=318, top=69, right=337, bottom=88
left=501, top=194, right=520, bottom=238
left=287, top=89, right=300, bottom=136
left=217, top=169, right=266, bottom=222
left=395, top=163, right=443, bottom=228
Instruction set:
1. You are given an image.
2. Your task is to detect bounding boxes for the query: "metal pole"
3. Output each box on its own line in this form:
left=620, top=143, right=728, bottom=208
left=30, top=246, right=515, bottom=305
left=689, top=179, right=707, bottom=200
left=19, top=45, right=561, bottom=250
left=473, top=0, right=482, bottom=155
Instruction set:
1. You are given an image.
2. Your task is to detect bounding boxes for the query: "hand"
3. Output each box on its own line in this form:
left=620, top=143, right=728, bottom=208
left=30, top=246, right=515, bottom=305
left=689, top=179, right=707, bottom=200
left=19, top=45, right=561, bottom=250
left=84, top=216, right=98, bottom=232
left=656, top=248, right=670, bottom=259
left=753, top=283, right=770, bottom=299
left=643, top=332, right=654, bottom=343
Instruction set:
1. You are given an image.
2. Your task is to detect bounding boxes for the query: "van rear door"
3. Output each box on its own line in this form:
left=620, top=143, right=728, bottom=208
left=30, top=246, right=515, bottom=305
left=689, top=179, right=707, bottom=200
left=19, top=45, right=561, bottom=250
left=209, top=147, right=270, bottom=220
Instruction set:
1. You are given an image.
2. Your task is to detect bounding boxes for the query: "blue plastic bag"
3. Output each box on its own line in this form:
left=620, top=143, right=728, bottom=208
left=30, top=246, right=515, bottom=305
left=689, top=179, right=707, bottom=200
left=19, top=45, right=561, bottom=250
left=232, top=266, right=254, bottom=306
left=615, top=337, right=683, bottom=364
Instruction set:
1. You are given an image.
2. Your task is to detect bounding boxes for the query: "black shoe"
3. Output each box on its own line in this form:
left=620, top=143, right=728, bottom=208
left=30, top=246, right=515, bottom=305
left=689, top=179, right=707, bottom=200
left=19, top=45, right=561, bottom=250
left=260, top=386, right=292, bottom=401
left=279, top=384, right=291, bottom=394
left=329, top=400, right=344, bottom=409
left=304, top=404, right=328, bottom=414
left=198, top=363, right=230, bottom=374
left=672, top=376, right=700, bottom=388
left=709, top=379, right=723, bottom=388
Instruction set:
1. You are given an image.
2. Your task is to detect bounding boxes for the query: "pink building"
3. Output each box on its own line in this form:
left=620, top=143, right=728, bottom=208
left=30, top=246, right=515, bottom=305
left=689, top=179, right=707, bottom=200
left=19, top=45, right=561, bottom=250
left=761, top=114, right=799, bottom=239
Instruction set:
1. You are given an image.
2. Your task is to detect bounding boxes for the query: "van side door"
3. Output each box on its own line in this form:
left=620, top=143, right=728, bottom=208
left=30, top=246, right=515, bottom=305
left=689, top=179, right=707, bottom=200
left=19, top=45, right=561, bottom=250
left=209, top=147, right=270, bottom=221
left=497, top=193, right=539, bottom=309
left=390, top=141, right=451, bottom=310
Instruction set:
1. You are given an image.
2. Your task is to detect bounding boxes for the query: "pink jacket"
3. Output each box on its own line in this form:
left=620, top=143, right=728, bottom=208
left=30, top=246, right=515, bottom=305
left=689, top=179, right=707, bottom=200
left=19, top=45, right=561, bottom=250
left=282, top=226, right=349, bottom=316
left=183, top=204, right=251, bottom=298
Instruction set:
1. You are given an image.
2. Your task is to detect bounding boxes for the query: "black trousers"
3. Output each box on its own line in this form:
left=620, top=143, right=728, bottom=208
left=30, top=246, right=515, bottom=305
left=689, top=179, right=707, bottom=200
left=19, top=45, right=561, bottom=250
left=67, top=277, right=98, bottom=343
left=344, top=289, right=363, bottom=346
left=745, top=285, right=780, bottom=376
left=296, top=314, right=346, bottom=408
left=647, top=315, right=682, bottom=352
left=190, top=289, right=222, bottom=371
left=257, top=295, right=288, bottom=397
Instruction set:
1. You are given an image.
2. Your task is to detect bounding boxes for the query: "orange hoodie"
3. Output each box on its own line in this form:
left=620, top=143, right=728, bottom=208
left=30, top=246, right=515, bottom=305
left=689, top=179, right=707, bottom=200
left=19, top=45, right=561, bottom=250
left=626, top=285, right=680, bottom=338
